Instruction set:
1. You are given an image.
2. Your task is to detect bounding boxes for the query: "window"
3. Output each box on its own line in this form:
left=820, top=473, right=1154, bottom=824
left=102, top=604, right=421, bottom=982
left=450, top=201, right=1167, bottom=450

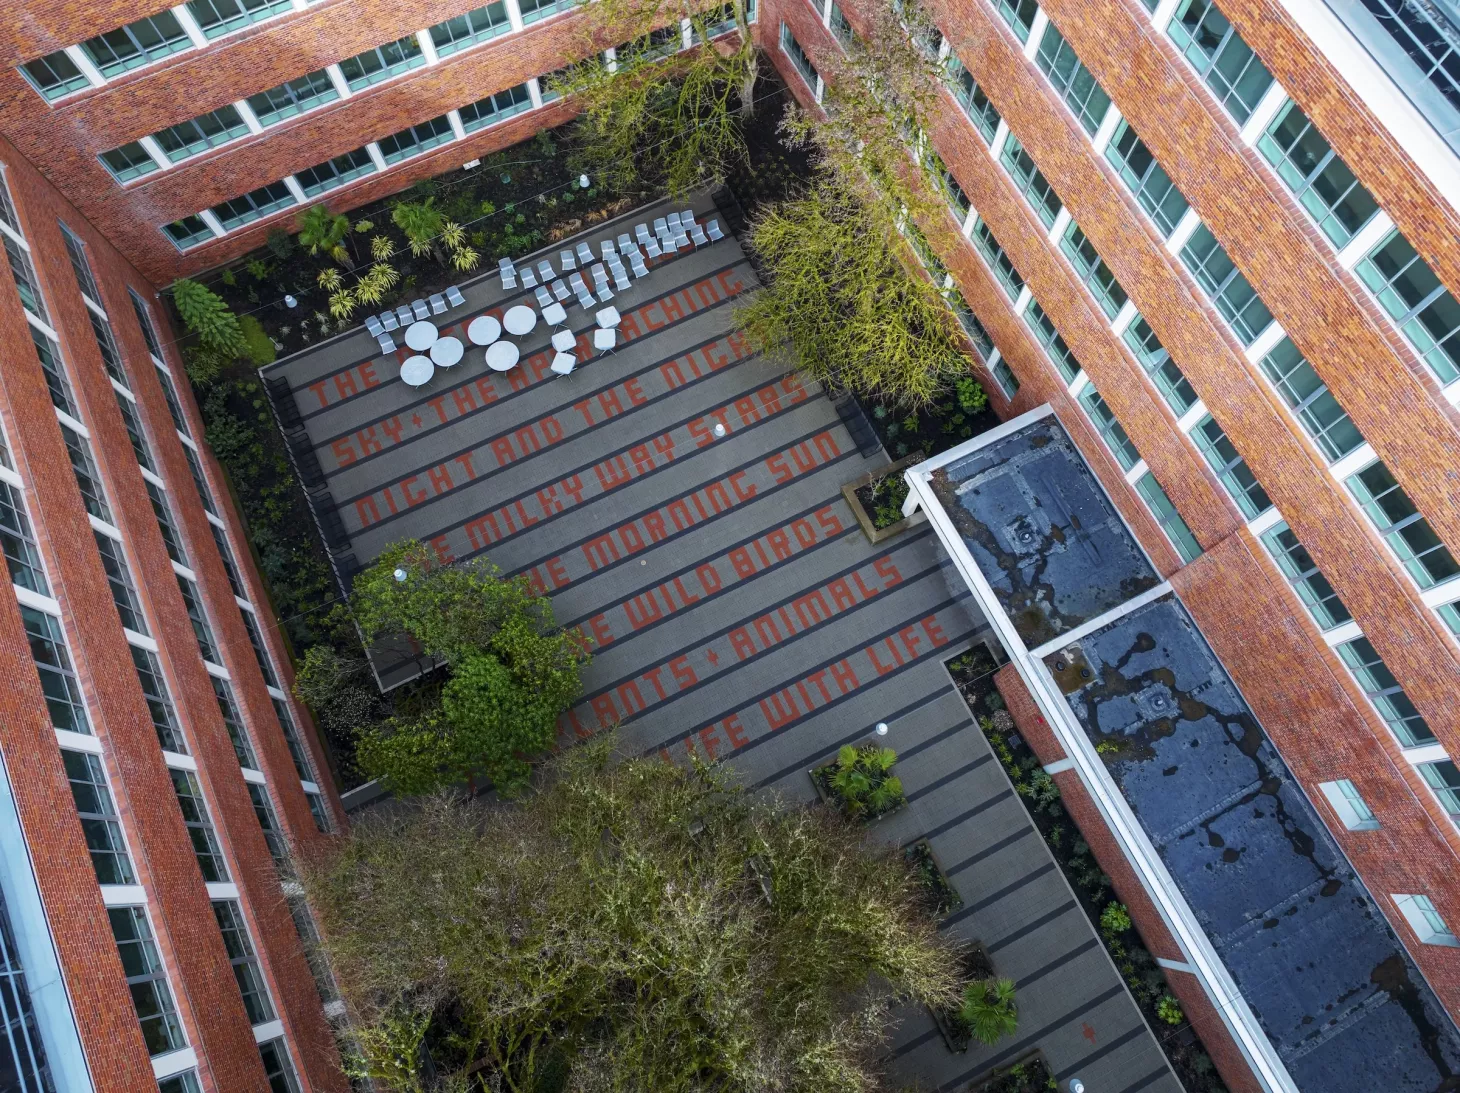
left=925, top=151, right=969, bottom=221
left=247, top=70, right=338, bottom=127
left=905, top=224, right=948, bottom=285
left=0, top=886, right=56, bottom=1090
left=1135, top=471, right=1202, bottom=562
left=175, top=574, right=220, bottom=664
left=163, top=216, right=215, bottom=250
left=1257, top=101, right=1378, bottom=248
left=1346, top=461, right=1458, bottom=588
left=1360, top=0, right=1460, bottom=113
left=952, top=294, right=994, bottom=359
left=211, top=524, right=245, bottom=599
left=1000, top=135, right=1062, bottom=228
left=377, top=115, right=455, bottom=165
left=212, top=677, right=257, bottom=769
left=30, top=327, right=77, bottom=418
left=82, top=14, right=192, bottom=78
left=22, top=606, right=89, bottom=733
left=146, top=482, right=188, bottom=566
left=305, top=791, right=331, bottom=833
left=1166, top=0, right=1274, bottom=124
left=115, top=392, right=155, bottom=471
left=1261, top=522, right=1350, bottom=629
left=0, top=481, right=48, bottom=595
left=1079, top=387, right=1140, bottom=469
left=829, top=0, right=854, bottom=46
left=20, top=51, right=90, bottom=101
left=1061, top=223, right=1127, bottom=318
left=1336, top=636, right=1434, bottom=747
left=947, top=54, right=1001, bottom=143
left=210, top=182, right=296, bottom=231
left=1258, top=338, right=1363, bottom=461
left=258, top=1038, right=302, bottom=1093
left=89, top=311, right=126, bottom=384
left=1355, top=229, right=1460, bottom=385
left=95, top=531, right=146, bottom=633
left=5, top=234, right=49, bottom=323
left=971, top=218, right=1025, bottom=299
left=109, top=906, right=185, bottom=1055
left=536, top=65, right=571, bottom=103
left=1393, top=894, right=1460, bottom=947
left=160, top=1070, right=204, bottom=1093
left=459, top=84, right=534, bottom=132
left=995, top=0, right=1040, bottom=42
left=129, top=289, right=164, bottom=360
left=154, top=365, right=191, bottom=436
left=1035, top=25, right=1111, bottom=135
left=186, top=0, right=292, bottom=38
left=132, top=645, right=187, bottom=753
left=430, top=3, right=510, bottom=55
left=1420, top=761, right=1460, bottom=818
left=0, top=174, right=18, bottom=237
left=272, top=698, right=315, bottom=781
left=152, top=107, right=250, bottom=163
left=696, top=0, right=756, bottom=41
left=1180, top=225, right=1273, bottom=344
left=182, top=445, right=216, bottom=515
left=1024, top=299, right=1080, bottom=382
left=1123, top=315, right=1196, bottom=414
left=295, top=149, right=376, bottom=198
left=63, top=750, right=135, bottom=884
left=338, top=36, right=425, bottom=90
left=994, top=359, right=1021, bottom=397
left=249, top=783, right=288, bottom=864
left=780, top=23, right=819, bottom=89
left=58, top=222, right=99, bottom=302
left=1105, top=120, right=1189, bottom=238
left=59, top=425, right=112, bottom=524
left=519, top=0, right=576, bottom=23
left=241, top=608, right=280, bottom=688
left=213, top=900, right=274, bottom=1023
left=1191, top=415, right=1271, bottom=518
left=100, top=141, right=160, bottom=183
left=1318, top=779, right=1380, bottom=831
left=171, top=768, right=228, bottom=882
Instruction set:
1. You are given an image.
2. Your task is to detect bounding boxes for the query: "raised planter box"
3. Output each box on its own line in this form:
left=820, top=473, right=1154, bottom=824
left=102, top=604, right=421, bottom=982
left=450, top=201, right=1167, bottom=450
left=841, top=452, right=925, bottom=544
left=930, top=944, right=995, bottom=1055
left=809, top=739, right=907, bottom=824
left=970, top=1051, right=1053, bottom=1093
left=906, top=840, right=963, bottom=917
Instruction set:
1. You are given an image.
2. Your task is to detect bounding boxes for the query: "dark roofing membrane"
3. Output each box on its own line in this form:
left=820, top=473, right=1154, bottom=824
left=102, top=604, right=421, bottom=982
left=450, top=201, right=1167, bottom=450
left=932, top=418, right=1460, bottom=1092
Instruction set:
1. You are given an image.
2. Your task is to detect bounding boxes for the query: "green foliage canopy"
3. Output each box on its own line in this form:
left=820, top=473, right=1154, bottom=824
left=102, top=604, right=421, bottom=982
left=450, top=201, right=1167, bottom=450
left=298, top=203, right=351, bottom=261
left=171, top=278, right=246, bottom=357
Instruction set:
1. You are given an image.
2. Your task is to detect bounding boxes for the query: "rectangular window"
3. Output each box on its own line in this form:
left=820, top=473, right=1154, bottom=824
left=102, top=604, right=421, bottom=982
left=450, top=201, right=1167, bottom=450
left=154, top=365, right=191, bottom=437
left=1035, top=25, right=1111, bottom=135
left=186, top=0, right=293, bottom=38
left=59, top=424, right=113, bottom=524
left=30, top=327, right=77, bottom=418
left=247, top=70, right=338, bottom=127
left=1024, top=298, right=1080, bottom=382
left=5, top=234, right=49, bottom=323
left=1123, top=315, right=1196, bottom=414
left=132, top=645, right=186, bottom=753
left=1261, top=521, right=1351, bottom=629
left=175, top=574, right=220, bottom=664
left=1061, top=223, right=1127, bottom=318
left=294, top=149, right=375, bottom=198
left=100, top=142, right=160, bottom=184
left=1258, top=338, right=1363, bottom=461
left=272, top=698, right=315, bottom=781
left=1079, top=387, right=1140, bottom=469
left=338, top=36, right=425, bottom=90
left=241, top=608, right=280, bottom=688
left=305, top=791, right=331, bottom=833
left=181, top=445, right=216, bottom=515
left=1191, top=414, right=1271, bottom=518
left=377, top=115, right=455, bottom=165
left=0, top=480, right=48, bottom=595
left=780, top=23, right=819, bottom=89
left=1420, top=762, right=1460, bottom=819
left=88, top=311, right=126, bottom=384
left=212, top=900, right=274, bottom=1023
left=210, top=524, right=245, bottom=599
left=946, top=54, right=1001, bottom=143
left=1355, top=229, right=1460, bottom=385
left=1180, top=225, right=1273, bottom=344
left=1393, top=893, right=1460, bottom=946
left=114, top=392, right=155, bottom=471
left=430, top=3, right=510, bottom=55
left=1166, top=0, right=1274, bottom=124
left=1439, top=601, right=1460, bottom=636
left=109, top=906, right=185, bottom=1056
left=1135, top=471, right=1202, bottom=562
left=1257, top=101, right=1378, bottom=248
left=21, top=606, right=88, bottom=734
left=63, top=749, right=135, bottom=884
left=160, top=1071, right=204, bottom=1093
left=1000, top=135, right=1062, bottom=228
left=995, top=0, right=1040, bottom=41
left=249, top=783, right=288, bottom=864
left=1105, top=120, right=1189, bottom=238
left=0, top=173, right=18, bottom=236
left=146, top=481, right=188, bottom=566
left=152, top=106, right=250, bottom=163
left=953, top=294, right=994, bottom=359
left=95, top=531, right=146, bottom=634
left=459, top=84, right=533, bottom=133
left=1318, top=778, right=1380, bottom=831
left=829, top=0, right=853, bottom=46
left=926, top=151, right=970, bottom=221
left=129, top=289, right=164, bottom=360
left=519, top=0, right=576, bottom=23
left=212, top=677, right=257, bottom=769
left=20, top=51, right=90, bottom=101
left=994, top=359, right=1021, bottom=397
left=259, top=1038, right=301, bottom=1093
left=170, top=768, right=229, bottom=882
left=82, top=14, right=192, bottom=78
left=58, top=222, right=99, bottom=303
left=1346, top=461, right=1458, bottom=588
left=971, top=218, right=1025, bottom=299
left=164, top=216, right=215, bottom=251
left=1337, top=636, right=1434, bottom=747
left=210, top=182, right=296, bottom=232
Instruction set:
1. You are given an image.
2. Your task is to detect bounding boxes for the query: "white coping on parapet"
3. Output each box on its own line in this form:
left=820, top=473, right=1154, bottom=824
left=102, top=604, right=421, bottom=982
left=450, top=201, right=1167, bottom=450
left=900, top=403, right=1298, bottom=1093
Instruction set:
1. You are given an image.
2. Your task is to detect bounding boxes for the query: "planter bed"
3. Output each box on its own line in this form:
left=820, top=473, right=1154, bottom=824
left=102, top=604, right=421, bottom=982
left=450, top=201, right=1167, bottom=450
left=809, top=740, right=906, bottom=823
left=905, top=839, right=962, bottom=917
left=842, top=452, right=924, bottom=543
left=970, top=1051, right=1053, bottom=1093
left=929, top=944, right=994, bottom=1054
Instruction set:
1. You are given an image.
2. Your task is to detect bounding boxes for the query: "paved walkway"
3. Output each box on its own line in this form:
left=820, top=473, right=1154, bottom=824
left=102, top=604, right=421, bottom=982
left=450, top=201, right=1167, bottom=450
left=262, top=198, right=1181, bottom=1093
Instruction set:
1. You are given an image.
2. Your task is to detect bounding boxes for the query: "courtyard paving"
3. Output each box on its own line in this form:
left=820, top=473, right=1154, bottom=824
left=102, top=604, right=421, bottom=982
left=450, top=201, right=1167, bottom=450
left=261, top=196, right=1181, bottom=1093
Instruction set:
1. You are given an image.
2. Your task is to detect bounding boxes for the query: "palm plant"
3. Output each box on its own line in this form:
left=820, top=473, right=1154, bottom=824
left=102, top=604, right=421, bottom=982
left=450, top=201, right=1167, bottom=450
left=825, top=744, right=904, bottom=818
left=391, top=199, right=444, bottom=260
left=298, top=203, right=353, bottom=266
left=959, top=978, right=1018, bottom=1045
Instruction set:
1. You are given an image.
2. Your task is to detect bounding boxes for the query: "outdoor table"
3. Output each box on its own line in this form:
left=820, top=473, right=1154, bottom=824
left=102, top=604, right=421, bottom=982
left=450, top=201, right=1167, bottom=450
left=400, top=355, right=434, bottom=387
left=485, top=341, right=520, bottom=372
left=404, top=320, right=438, bottom=352
left=467, top=315, right=501, bottom=346
left=551, top=329, right=576, bottom=353
left=503, top=304, right=537, bottom=337
left=430, top=336, right=463, bottom=367
left=542, top=301, right=568, bottom=327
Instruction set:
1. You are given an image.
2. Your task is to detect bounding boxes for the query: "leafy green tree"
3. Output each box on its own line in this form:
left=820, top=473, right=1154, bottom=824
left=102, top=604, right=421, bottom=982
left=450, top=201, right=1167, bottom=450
left=171, top=278, right=247, bottom=357
left=958, top=977, right=1018, bottom=1045
left=304, top=736, right=962, bottom=1091
left=298, top=202, right=353, bottom=265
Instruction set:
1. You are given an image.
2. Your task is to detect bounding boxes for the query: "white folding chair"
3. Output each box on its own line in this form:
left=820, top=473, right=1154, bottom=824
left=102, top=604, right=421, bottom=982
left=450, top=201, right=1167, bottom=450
left=429, top=293, right=447, bottom=315
left=446, top=284, right=466, bottom=308
left=365, top=314, right=384, bottom=337
left=576, top=289, right=597, bottom=311
left=377, top=333, right=396, bottom=354
left=661, top=233, right=679, bottom=253
left=560, top=248, right=576, bottom=270
left=667, top=212, right=682, bottom=234
left=644, top=236, right=662, bottom=258
left=609, top=261, right=631, bottom=292
left=617, top=233, right=633, bottom=253
left=551, top=279, right=571, bottom=301
left=538, top=259, right=555, bottom=283
left=569, top=271, right=589, bottom=294
left=380, top=310, right=399, bottom=331
left=706, top=218, right=724, bottom=242
left=690, top=224, right=708, bottom=246
left=396, top=305, right=414, bottom=327
left=412, top=299, right=430, bottom=320
left=535, top=286, right=554, bottom=308
left=521, top=266, right=538, bottom=289
left=551, top=351, right=576, bottom=375
left=630, top=253, right=650, bottom=278
left=681, top=209, right=698, bottom=227
left=576, top=242, right=594, bottom=266
left=635, top=224, right=653, bottom=246
left=593, top=327, right=617, bottom=355
left=499, top=258, right=516, bottom=289
left=653, top=216, right=669, bottom=239
left=601, top=240, right=616, bottom=261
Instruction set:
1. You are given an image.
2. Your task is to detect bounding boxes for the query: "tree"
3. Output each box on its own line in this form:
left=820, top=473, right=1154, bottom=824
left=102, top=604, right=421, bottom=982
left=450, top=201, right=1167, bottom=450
left=298, top=203, right=353, bottom=266
left=303, top=736, right=963, bottom=1091
left=171, top=278, right=247, bottom=357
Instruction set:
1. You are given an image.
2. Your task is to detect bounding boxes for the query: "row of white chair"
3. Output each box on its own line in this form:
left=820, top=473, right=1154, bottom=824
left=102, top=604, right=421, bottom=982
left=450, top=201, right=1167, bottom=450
left=365, top=285, right=467, bottom=354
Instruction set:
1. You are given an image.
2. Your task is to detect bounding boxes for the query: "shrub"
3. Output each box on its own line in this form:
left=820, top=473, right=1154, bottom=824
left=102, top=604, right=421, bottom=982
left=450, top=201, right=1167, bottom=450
left=1101, top=902, right=1133, bottom=938
left=171, top=278, right=246, bottom=357
left=237, top=314, right=276, bottom=365
left=1157, top=994, right=1184, bottom=1026
left=958, top=978, right=1018, bottom=1045
left=820, top=743, right=904, bottom=819
left=266, top=228, right=294, bottom=259
left=391, top=199, right=443, bottom=258
left=298, top=202, right=351, bottom=263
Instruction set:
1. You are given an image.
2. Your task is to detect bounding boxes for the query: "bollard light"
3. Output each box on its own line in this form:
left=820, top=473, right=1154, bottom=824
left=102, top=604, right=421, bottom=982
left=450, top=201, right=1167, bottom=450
left=713, top=423, right=727, bottom=438
left=875, top=722, right=889, bottom=736
left=393, top=568, right=408, bottom=583
left=284, top=294, right=298, bottom=308
left=579, top=173, right=591, bottom=189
